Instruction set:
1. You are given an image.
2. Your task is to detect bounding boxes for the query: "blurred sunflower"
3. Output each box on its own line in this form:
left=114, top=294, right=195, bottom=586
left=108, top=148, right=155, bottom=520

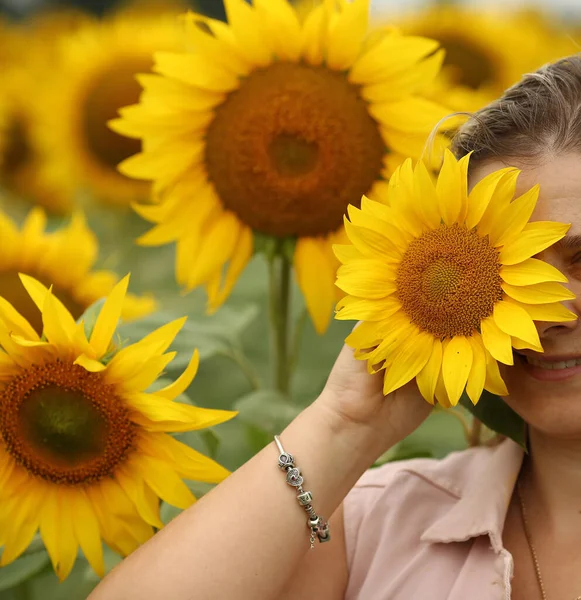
left=113, top=0, right=448, bottom=334
left=335, top=151, right=575, bottom=406
left=37, top=12, right=184, bottom=209
left=0, top=275, right=235, bottom=579
left=0, top=208, right=155, bottom=334
left=395, top=6, right=573, bottom=111
left=0, top=13, right=86, bottom=214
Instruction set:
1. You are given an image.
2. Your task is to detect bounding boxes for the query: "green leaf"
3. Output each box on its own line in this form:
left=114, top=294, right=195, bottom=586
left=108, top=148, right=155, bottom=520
left=233, top=390, right=301, bottom=436
left=0, top=552, right=50, bottom=591
left=461, top=391, right=527, bottom=450
left=199, top=430, right=220, bottom=460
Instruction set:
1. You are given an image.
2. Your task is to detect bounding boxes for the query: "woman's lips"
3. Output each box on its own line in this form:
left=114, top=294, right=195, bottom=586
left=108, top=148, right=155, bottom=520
left=515, top=352, right=581, bottom=381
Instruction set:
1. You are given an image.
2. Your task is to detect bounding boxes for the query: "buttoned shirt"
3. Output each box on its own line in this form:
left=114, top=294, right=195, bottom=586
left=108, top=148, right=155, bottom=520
left=343, top=440, right=524, bottom=599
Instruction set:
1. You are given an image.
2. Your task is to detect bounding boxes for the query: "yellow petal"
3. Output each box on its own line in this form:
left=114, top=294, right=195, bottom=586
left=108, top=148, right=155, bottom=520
left=509, top=300, right=577, bottom=323
left=115, top=467, right=163, bottom=529
left=415, top=337, right=442, bottom=404
left=484, top=350, right=509, bottom=396
left=481, top=315, right=514, bottom=365
left=383, top=330, right=434, bottom=396
left=223, top=0, right=272, bottom=67
left=206, top=225, right=253, bottom=313
left=442, top=336, right=473, bottom=406
left=74, top=354, right=107, bottom=372
left=501, top=258, right=568, bottom=286
left=254, top=0, right=301, bottom=61
left=0, top=297, right=38, bottom=340
left=499, top=221, right=571, bottom=266
left=466, top=167, right=518, bottom=230
left=127, top=392, right=237, bottom=432
left=413, top=160, right=440, bottom=229
left=436, top=149, right=463, bottom=226
left=139, top=433, right=230, bottom=483
left=349, top=34, right=439, bottom=85
left=336, top=260, right=397, bottom=299
left=490, top=185, right=540, bottom=247
left=136, top=456, right=195, bottom=509
left=434, top=367, right=452, bottom=408
left=493, top=300, right=541, bottom=347
left=19, top=274, right=76, bottom=338
left=335, top=295, right=401, bottom=321
left=300, top=3, right=326, bottom=66
left=121, top=353, right=177, bottom=393
left=343, top=218, right=402, bottom=260
left=476, top=170, right=520, bottom=238
left=294, top=236, right=336, bottom=334
left=153, top=51, right=239, bottom=92
left=326, top=0, right=368, bottom=70
left=155, top=350, right=200, bottom=400
left=502, top=281, right=575, bottom=304
left=71, top=490, right=104, bottom=578
left=90, top=275, right=129, bottom=358
left=466, top=335, right=487, bottom=405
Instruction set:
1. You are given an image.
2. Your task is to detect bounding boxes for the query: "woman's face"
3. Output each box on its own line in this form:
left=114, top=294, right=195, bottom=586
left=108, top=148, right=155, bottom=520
left=472, top=153, right=581, bottom=438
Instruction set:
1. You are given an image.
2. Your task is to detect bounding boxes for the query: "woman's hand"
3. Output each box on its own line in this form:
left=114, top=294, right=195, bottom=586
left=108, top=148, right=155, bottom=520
left=316, top=341, right=433, bottom=456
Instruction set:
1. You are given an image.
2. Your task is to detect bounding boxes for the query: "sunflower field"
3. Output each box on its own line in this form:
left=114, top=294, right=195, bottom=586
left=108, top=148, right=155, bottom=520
left=0, top=0, right=579, bottom=597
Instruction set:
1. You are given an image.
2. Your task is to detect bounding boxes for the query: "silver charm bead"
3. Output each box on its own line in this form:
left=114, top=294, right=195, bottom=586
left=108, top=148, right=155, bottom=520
left=297, top=491, right=313, bottom=506
left=278, top=452, right=295, bottom=470
left=308, top=516, right=323, bottom=529
left=286, top=467, right=304, bottom=487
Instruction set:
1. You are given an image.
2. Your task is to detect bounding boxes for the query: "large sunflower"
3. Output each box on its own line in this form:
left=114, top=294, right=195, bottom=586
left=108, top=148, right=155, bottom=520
left=112, top=0, right=449, bottom=333
left=335, top=151, right=576, bottom=406
left=394, top=6, right=574, bottom=112
left=0, top=275, right=234, bottom=579
left=37, top=12, right=183, bottom=208
left=0, top=208, right=155, bottom=334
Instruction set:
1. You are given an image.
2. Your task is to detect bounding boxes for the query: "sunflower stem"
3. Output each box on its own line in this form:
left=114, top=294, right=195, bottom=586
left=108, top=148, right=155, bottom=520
left=268, top=252, right=292, bottom=396
left=469, top=417, right=483, bottom=447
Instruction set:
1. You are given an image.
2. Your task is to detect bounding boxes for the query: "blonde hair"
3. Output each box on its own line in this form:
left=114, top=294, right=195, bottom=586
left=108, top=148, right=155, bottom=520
left=451, top=54, right=581, bottom=170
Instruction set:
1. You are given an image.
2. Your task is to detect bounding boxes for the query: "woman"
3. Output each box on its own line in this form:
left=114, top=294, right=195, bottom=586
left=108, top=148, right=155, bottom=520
left=90, top=55, right=581, bottom=600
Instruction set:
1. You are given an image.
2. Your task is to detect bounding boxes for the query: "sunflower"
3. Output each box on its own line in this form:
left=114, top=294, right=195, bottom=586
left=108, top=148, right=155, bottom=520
left=0, top=207, right=155, bottom=334
left=112, top=0, right=449, bottom=334
left=36, top=12, right=184, bottom=208
left=0, top=17, right=81, bottom=214
left=0, top=274, right=235, bottom=579
left=335, top=150, right=576, bottom=407
left=394, top=6, right=574, bottom=112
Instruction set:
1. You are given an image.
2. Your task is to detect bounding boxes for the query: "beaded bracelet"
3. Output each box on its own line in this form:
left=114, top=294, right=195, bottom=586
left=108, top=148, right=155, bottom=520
left=274, top=435, right=331, bottom=549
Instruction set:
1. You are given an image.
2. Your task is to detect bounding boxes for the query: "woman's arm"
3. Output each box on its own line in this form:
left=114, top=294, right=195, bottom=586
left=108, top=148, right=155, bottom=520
left=89, top=345, right=431, bottom=600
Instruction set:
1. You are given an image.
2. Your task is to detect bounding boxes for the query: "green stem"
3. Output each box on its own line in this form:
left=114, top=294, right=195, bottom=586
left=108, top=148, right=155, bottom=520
left=288, top=308, right=308, bottom=377
left=268, top=253, right=292, bottom=395
left=222, top=347, right=262, bottom=391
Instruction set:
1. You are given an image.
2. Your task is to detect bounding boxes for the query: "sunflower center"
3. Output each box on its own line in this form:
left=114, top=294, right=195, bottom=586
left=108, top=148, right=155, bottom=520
left=0, top=271, right=86, bottom=335
left=0, top=361, right=135, bottom=485
left=2, top=116, right=31, bottom=180
left=396, top=223, right=503, bottom=338
left=82, top=58, right=152, bottom=171
left=205, top=61, right=385, bottom=238
left=438, top=35, right=495, bottom=89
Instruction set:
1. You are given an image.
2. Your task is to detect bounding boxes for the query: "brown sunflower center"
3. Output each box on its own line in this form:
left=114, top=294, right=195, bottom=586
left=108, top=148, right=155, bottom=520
left=204, top=61, right=385, bottom=238
left=437, top=35, right=495, bottom=89
left=0, top=271, right=86, bottom=335
left=82, top=58, right=152, bottom=171
left=396, top=223, right=503, bottom=338
left=0, top=361, right=135, bottom=485
left=2, top=115, right=31, bottom=181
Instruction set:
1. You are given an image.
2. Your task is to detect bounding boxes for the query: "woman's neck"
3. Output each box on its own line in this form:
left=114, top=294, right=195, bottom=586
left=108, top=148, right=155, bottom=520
left=526, top=428, right=581, bottom=536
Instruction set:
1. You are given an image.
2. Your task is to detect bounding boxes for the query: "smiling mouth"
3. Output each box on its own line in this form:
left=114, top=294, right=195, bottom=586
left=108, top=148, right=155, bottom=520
left=517, top=353, right=581, bottom=370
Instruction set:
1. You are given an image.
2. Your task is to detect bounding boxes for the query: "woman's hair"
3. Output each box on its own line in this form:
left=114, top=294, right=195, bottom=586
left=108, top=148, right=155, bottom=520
left=451, top=54, right=581, bottom=171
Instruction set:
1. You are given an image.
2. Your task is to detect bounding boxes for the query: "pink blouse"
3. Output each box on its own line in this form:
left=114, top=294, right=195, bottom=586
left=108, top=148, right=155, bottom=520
left=343, top=439, right=524, bottom=599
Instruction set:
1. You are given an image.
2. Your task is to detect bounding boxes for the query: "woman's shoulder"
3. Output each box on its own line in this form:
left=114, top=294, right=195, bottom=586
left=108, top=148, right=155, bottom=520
left=352, top=442, right=500, bottom=499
